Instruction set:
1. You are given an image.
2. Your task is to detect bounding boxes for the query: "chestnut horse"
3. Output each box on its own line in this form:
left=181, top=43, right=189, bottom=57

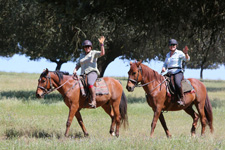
left=126, top=61, right=213, bottom=137
left=36, top=69, right=128, bottom=137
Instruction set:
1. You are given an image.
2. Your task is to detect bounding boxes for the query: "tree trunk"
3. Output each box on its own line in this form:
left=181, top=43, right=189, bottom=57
left=97, top=43, right=123, bottom=77
left=98, top=57, right=115, bottom=77
left=54, top=60, right=66, bottom=71
left=200, top=66, right=203, bottom=79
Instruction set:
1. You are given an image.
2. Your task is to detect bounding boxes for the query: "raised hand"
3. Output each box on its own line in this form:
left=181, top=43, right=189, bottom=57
left=183, top=45, right=189, bottom=54
left=98, top=36, right=105, bottom=45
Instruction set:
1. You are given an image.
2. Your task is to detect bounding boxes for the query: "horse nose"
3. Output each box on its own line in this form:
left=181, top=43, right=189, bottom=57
left=126, top=85, right=133, bottom=92
left=36, top=93, right=41, bottom=98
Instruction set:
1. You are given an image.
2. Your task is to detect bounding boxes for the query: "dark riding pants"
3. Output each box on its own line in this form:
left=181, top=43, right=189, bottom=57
left=173, top=71, right=183, bottom=89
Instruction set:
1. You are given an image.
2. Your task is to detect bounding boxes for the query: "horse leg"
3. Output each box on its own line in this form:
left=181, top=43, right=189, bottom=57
left=101, top=103, right=116, bottom=136
left=75, top=110, right=89, bottom=137
left=195, top=102, right=207, bottom=135
left=65, top=104, right=79, bottom=137
left=184, top=105, right=199, bottom=137
left=150, top=108, right=162, bottom=137
left=112, top=100, right=121, bottom=137
left=159, top=112, right=171, bottom=138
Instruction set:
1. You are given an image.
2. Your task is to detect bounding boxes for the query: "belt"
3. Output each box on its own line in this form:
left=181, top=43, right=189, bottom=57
left=168, top=67, right=181, bottom=70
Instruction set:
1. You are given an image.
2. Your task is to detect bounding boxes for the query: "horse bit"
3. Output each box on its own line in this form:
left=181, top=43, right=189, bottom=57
left=37, top=73, right=71, bottom=96
left=128, top=65, right=167, bottom=92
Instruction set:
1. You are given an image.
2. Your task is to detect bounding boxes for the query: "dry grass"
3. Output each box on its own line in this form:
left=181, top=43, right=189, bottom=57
left=0, top=72, right=225, bottom=150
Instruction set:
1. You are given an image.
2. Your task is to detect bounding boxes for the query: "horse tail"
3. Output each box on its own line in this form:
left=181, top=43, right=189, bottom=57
left=119, top=91, right=129, bottom=128
left=204, top=93, right=214, bottom=133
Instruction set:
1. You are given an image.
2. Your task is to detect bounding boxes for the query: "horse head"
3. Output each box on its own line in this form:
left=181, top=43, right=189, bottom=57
left=36, top=68, right=53, bottom=98
left=126, top=60, right=143, bottom=92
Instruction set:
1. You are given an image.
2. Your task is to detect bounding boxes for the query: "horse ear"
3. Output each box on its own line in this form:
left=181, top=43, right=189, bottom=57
left=45, top=68, right=49, bottom=73
left=137, top=59, right=142, bottom=66
left=130, top=61, right=133, bottom=66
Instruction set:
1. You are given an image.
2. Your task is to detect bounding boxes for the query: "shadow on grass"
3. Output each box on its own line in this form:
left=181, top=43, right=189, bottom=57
left=0, top=90, right=63, bottom=104
left=5, top=128, right=84, bottom=139
left=0, top=90, right=147, bottom=104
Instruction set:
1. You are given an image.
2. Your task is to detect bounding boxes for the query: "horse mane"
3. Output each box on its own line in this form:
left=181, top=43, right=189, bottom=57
left=140, top=63, right=164, bottom=83
left=54, top=70, right=70, bottom=83
left=41, top=70, right=70, bottom=83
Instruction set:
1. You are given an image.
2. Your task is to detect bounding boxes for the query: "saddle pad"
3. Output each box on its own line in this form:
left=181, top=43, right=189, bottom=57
left=95, top=78, right=109, bottom=95
left=181, top=79, right=193, bottom=93
left=78, top=78, right=86, bottom=97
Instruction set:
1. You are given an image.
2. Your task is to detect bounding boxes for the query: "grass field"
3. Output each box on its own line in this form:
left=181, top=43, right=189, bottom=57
left=0, top=72, right=225, bottom=150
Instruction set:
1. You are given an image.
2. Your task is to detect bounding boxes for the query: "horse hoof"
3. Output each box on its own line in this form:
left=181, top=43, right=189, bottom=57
left=111, top=132, right=115, bottom=136
left=64, top=134, right=69, bottom=137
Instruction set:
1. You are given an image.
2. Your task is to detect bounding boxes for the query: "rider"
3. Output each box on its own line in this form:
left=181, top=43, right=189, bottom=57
left=73, top=36, right=105, bottom=108
left=161, top=39, right=190, bottom=106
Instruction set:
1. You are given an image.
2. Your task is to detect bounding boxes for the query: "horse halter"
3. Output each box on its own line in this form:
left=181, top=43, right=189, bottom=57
left=37, top=73, right=54, bottom=95
left=128, top=65, right=143, bottom=87
left=128, top=65, right=157, bottom=88
left=37, top=72, right=72, bottom=97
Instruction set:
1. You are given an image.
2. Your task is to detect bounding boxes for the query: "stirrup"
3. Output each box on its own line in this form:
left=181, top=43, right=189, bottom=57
left=177, top=100, right=185, bottom=106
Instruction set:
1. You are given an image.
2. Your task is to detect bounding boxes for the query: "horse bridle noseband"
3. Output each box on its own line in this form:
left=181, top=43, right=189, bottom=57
left=128, top=65, right=156, bottom=88
left=128, top=65, right=168, bottom=93
left=37, top=73, right=55, bottom=95
left=128, top=65, right=142, bottom=87
left=37, top=73, right=76, bottom=97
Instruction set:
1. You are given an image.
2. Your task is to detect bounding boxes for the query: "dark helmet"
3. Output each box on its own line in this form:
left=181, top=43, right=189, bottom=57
left=82, top=40, right=92, bottom=47
left=169, top=39, right=178, bottom=46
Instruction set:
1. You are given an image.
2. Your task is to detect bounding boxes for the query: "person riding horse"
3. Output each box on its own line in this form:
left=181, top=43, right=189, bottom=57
left=73, top=36, right=105, bottom=108
left=161, top=39, right=190, bottom=106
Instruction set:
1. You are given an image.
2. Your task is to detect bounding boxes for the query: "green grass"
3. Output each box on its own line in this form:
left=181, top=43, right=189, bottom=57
left=0, top=72, right=225, bottom=150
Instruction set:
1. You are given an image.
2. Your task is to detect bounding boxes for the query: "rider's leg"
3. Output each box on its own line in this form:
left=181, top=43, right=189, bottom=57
left=87, top=72, right=98, bottom=108
left=174, top=72, right=185, bottom=106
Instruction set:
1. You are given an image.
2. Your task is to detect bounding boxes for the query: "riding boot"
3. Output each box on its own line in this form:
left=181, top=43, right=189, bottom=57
left=177, top=87, right=185, bottom=106
left=89, top=87, right=96, bottom=108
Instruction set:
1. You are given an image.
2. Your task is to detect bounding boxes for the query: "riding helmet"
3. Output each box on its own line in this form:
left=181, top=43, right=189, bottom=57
left=82, top=40, right=92, bottom=47
left=169, top=39, right=178, bottom=46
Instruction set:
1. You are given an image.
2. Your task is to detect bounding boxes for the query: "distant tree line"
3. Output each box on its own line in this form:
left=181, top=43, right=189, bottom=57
left=1, top=0, right=225, bottom=78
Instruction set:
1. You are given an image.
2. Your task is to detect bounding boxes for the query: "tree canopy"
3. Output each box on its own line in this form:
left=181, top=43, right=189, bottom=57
left=1, top=0, right=225, bottom=78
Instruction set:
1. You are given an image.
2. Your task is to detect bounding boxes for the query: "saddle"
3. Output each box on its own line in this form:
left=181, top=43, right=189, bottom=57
left=164, top=74, right=195, bottom=98
left=77, top=75, right=109, bottom=97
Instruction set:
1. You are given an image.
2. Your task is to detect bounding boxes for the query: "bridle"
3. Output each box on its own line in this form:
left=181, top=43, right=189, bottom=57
left=37, top=73, right=70, bottom=96
left=128, top=65, right=155, bottom=87
left=128, top=65, right=167, bottom=93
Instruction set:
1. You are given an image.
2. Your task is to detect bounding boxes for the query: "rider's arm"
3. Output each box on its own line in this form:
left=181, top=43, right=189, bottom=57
left=100, top=44, right=105, bottom=56
left=98, top=36, right=105, bottom=56
left=73, top=64, right=80, bottom=75
left=184, top=53, right=190, bottom=61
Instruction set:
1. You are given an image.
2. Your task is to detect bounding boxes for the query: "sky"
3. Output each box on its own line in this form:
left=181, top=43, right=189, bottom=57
left=0, top=54, right=225, bottom=80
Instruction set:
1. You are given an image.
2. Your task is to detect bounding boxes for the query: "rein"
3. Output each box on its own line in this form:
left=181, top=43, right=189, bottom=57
left=148, top=78, right=167, bottom=93
left=38, top=73, right=71, bottom=96
left=128, top=65, right=156, bottom=87
left=128, top=65, right=167, bottom=93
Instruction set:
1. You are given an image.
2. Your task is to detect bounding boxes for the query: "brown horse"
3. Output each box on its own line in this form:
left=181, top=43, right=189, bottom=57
left=36, top=69, right=128, bottom=137
left=126, top=60, right=213, bottom=137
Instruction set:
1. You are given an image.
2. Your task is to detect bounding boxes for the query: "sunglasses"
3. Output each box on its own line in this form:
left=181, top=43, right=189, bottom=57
left=170, top=44, right=176, bottom=46
left=84, top=45, right=91, bottom=48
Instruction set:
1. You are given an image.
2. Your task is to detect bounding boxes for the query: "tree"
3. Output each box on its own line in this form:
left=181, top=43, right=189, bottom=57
left=14, top=1, right=85, bottom=70
left=1, top=0, right=225, bottom=78
left=183, top=1, right=225, bottom=79
left=0, top=0, right=20, bottom=57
